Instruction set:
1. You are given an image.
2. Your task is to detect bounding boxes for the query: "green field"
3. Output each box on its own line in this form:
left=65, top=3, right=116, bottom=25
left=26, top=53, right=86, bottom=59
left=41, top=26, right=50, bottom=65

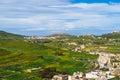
left=0, top=40, right=98, bottom=80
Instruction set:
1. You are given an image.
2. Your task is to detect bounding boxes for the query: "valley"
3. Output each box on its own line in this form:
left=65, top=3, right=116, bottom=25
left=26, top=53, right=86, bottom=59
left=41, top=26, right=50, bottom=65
left=0, top=31, right=120, bottom=80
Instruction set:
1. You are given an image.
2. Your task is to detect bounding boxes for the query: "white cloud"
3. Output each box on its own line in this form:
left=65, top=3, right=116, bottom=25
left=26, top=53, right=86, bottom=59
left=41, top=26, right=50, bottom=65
left=0, top=0, right=120, bottom=35
left=0, top=0, right=68, bottom=4
left=51, top=3, right=120, bottom=12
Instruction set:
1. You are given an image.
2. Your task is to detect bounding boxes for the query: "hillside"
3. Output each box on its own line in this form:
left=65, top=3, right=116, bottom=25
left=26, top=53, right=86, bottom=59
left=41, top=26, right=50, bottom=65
left=0, top=40, right=98, bottom=80
left=0, top=31, right=24, bottom=40
left=48, top=33, right=77, bottom=39
left=101, top=31, right=120, bottom=39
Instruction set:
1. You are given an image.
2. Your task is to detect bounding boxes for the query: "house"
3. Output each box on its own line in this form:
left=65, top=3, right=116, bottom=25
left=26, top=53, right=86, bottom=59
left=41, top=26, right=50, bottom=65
left=70, top=72, right=85, bottom=80
left=86, top=71, right=98, bottom=79
left=97, top=76, right=107, bottom=80
left=80, top=45, right=85, bottom=49
left=98, top=54, right=111, bottom=68
left=67, top=42, right=77, bottom=46
left=112, top=68, right=120, bottom=76
left=52, top=74, right=68, bottom=80
left=112, top=62, right=120, bottom=68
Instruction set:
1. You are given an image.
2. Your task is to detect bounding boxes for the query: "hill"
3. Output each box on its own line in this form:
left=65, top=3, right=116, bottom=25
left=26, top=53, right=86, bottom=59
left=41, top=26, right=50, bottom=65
left=48, top=33, right=77, bottom=39
left=0, top=31, right=24, bottom=40
left=101, top=31, right=120, bottom=39
left=0, top=40, right=98, bottom=80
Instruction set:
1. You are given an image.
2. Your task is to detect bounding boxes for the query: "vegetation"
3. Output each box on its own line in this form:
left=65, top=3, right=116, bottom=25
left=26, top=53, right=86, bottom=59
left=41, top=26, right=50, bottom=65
left=0, top=31, right=24, bottom=40
left=0, top=30, right=120, bottom=80
left=0, top=40, right=98, bottom=80
left=101, top=31, right=120, bottom=39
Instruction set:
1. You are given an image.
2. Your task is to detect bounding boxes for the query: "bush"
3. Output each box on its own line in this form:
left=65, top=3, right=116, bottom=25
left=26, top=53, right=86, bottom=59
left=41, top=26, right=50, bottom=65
left=39, top=67, right=57, bottom=79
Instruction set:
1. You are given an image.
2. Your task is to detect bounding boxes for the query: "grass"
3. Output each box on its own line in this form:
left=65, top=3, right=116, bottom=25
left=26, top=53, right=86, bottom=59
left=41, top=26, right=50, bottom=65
left=0, top=40, right=98, bottom=79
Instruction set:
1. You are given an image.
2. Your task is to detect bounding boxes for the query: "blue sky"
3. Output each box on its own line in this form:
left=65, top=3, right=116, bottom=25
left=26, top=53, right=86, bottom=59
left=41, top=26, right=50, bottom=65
left=71, top=0, right=120, bottom=3
left=0, top=0, right=120, bottom=36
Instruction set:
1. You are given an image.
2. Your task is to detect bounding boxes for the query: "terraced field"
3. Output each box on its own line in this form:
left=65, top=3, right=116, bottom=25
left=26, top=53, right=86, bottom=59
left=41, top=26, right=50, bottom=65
left=0, top=40, right=98, bottom=80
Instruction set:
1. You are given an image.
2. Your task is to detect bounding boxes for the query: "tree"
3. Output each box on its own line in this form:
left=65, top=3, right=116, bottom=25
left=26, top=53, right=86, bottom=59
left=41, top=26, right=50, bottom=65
left=39, top=67, right=57, bottom=79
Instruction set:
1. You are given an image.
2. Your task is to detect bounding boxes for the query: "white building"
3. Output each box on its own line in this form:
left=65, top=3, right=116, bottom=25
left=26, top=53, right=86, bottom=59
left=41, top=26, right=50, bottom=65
left=86, top=72, right=98, bottom=79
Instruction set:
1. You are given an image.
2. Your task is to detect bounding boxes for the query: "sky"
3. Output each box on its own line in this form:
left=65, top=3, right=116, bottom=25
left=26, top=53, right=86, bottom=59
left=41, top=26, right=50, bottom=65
left=0, top=0, right=120, bottom=36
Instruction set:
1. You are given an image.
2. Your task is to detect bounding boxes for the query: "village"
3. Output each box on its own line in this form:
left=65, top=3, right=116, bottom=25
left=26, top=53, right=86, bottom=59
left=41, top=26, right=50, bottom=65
left=52, top=52, right=120, bottom=80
